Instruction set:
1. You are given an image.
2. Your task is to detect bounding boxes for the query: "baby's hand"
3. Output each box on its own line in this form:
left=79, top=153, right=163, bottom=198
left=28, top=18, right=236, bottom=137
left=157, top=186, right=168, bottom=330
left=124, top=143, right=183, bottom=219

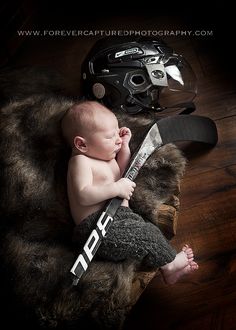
left=116, top=178, right=136, bottom=200
left=119, top=127, right=132, bottom=145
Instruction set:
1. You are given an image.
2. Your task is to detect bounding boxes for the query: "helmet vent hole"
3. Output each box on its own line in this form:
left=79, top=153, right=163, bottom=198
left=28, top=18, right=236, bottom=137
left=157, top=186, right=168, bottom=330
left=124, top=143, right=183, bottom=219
left=131, top=75, right=145, bottom=86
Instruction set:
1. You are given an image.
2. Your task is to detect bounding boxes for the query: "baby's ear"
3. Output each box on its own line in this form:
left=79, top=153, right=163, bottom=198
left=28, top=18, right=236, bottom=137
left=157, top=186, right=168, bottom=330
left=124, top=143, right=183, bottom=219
left=74, top=136, right=88, bottom=153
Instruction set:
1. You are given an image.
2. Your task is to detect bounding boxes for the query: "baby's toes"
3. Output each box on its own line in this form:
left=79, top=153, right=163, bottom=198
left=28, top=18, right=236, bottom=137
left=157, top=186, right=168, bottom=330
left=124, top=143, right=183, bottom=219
left=182, top=244, right=189, bottom=252
left=189, top=260, right=199, bottom=270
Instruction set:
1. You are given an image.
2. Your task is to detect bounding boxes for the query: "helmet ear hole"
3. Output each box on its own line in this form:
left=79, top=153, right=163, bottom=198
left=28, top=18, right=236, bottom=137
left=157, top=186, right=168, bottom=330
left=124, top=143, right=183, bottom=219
left=130, top=75, right=145, bottom=86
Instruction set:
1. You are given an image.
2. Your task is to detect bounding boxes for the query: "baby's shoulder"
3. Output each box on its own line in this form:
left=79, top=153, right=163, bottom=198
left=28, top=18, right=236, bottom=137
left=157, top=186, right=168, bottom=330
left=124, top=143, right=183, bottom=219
left=68, top=154, right=91, bottom=170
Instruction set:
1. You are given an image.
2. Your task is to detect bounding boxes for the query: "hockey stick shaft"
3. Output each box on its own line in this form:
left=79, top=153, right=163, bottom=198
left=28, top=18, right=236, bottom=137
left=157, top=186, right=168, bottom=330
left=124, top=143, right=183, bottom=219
left=70, top=122, right=163, bottom=284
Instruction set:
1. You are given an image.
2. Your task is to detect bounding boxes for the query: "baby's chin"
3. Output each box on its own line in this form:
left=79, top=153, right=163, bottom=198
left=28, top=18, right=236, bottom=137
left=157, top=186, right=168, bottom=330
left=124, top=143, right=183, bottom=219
left=109, top=152, right=118, bottom=161
left=108, top=153, right=117, bottom=160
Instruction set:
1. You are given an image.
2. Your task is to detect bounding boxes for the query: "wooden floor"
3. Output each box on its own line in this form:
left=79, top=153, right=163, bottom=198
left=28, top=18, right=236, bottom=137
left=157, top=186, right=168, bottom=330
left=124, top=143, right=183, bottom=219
left=3, top=7, right=236, bottom=330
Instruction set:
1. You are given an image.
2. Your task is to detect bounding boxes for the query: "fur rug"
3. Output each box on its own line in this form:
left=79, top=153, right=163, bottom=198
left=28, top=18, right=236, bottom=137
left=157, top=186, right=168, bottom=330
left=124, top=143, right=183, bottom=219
left=0, top=67, right=186, bottom=329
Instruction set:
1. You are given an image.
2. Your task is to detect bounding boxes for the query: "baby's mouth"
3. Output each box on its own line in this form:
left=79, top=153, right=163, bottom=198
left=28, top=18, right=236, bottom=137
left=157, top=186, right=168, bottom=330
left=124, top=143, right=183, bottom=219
left=115, top=146, right=121, bottom=153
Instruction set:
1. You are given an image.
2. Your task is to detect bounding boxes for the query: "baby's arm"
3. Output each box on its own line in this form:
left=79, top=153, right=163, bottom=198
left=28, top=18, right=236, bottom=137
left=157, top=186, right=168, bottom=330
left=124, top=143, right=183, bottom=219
left=116, top=127, right=132, bottom=176
left=69, top=155, right=136, bottom=206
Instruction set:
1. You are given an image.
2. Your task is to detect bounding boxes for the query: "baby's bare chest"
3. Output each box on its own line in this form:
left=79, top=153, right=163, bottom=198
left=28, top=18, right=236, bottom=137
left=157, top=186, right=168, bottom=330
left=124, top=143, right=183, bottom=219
left=91, top=160, right=120, bottom=184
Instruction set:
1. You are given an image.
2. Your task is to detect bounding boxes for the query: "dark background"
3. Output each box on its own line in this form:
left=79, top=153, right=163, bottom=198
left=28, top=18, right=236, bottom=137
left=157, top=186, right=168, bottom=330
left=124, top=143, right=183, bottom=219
left=1, top=1, right=236, bottom=330
left=1, top=0, right=235, bottom=72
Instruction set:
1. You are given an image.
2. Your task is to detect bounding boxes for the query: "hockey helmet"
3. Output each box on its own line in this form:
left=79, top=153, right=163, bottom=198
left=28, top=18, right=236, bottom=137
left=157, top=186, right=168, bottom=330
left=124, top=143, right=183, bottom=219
left=82, top=37, right=197, bottom=114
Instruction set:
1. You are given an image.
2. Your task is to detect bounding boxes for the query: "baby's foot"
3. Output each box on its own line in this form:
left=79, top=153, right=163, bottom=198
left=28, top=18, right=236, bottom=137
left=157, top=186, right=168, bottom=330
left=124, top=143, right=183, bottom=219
left=160, top=245, right=199, bottom=284
left=162, top=245, right=194, bottom=273
left=163, top=260, right=199, bottom=284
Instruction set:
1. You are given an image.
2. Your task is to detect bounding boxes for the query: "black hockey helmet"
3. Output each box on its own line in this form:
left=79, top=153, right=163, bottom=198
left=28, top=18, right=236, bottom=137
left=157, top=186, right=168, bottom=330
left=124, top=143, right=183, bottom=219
left=81, top=37, right=197, bottom=114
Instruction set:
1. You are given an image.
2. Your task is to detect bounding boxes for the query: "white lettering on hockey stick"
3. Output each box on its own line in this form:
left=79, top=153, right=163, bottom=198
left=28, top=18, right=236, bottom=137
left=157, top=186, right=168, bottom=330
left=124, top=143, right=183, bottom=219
left=97, top=212, right=113, bottom=236
left=84, top=229, right=100, bottom=261
left=70, top=212, right=114, bottom=278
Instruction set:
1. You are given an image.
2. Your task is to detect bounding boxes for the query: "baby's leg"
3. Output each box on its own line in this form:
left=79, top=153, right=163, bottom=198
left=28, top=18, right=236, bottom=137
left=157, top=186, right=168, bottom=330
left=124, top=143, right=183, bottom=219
left=160, top=244, right=199, bottom=284
left=73, top=207, right=177, bottom=267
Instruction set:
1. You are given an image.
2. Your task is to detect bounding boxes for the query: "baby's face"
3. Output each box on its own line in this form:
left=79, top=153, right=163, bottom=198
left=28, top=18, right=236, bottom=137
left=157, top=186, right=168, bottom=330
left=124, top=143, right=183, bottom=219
left=86, top=112, right=122, bottom=161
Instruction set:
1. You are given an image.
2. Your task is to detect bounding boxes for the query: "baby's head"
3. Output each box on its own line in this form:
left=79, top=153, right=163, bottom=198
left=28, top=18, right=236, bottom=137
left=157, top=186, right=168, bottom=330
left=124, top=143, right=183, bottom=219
left=61, top=100, right=121, bottom=159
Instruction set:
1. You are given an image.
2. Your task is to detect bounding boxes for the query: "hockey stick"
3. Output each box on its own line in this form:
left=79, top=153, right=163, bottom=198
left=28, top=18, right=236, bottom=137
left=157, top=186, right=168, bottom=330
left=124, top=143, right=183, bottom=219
left=70, top=115, right=218, bottom=285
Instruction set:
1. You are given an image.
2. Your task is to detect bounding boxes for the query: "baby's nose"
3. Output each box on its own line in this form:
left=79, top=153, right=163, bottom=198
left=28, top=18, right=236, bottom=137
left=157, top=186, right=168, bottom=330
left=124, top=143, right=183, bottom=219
left=116, top=136, right=122, bottom=144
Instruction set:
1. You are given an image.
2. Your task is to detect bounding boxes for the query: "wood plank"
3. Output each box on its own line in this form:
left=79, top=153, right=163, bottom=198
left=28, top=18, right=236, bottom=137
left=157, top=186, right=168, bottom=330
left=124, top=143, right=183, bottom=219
left=125, top=253, right=236, bottom=329
left=180, top=165, right=236, bottom=210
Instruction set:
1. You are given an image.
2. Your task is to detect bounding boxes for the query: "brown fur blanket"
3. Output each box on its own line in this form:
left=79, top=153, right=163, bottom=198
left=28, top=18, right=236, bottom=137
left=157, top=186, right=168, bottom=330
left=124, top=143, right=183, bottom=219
left=0, top=68, right=186, bottom=329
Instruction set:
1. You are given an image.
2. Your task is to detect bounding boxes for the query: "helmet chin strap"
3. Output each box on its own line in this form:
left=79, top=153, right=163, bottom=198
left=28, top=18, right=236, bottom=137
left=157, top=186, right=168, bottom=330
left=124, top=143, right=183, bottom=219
left=127, top=95, right=196, bottom=115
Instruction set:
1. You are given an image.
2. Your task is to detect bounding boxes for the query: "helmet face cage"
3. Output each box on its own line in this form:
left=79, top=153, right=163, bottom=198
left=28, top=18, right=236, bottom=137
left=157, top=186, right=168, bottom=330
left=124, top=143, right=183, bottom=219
left=82, top=37, right=197, bottom=114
